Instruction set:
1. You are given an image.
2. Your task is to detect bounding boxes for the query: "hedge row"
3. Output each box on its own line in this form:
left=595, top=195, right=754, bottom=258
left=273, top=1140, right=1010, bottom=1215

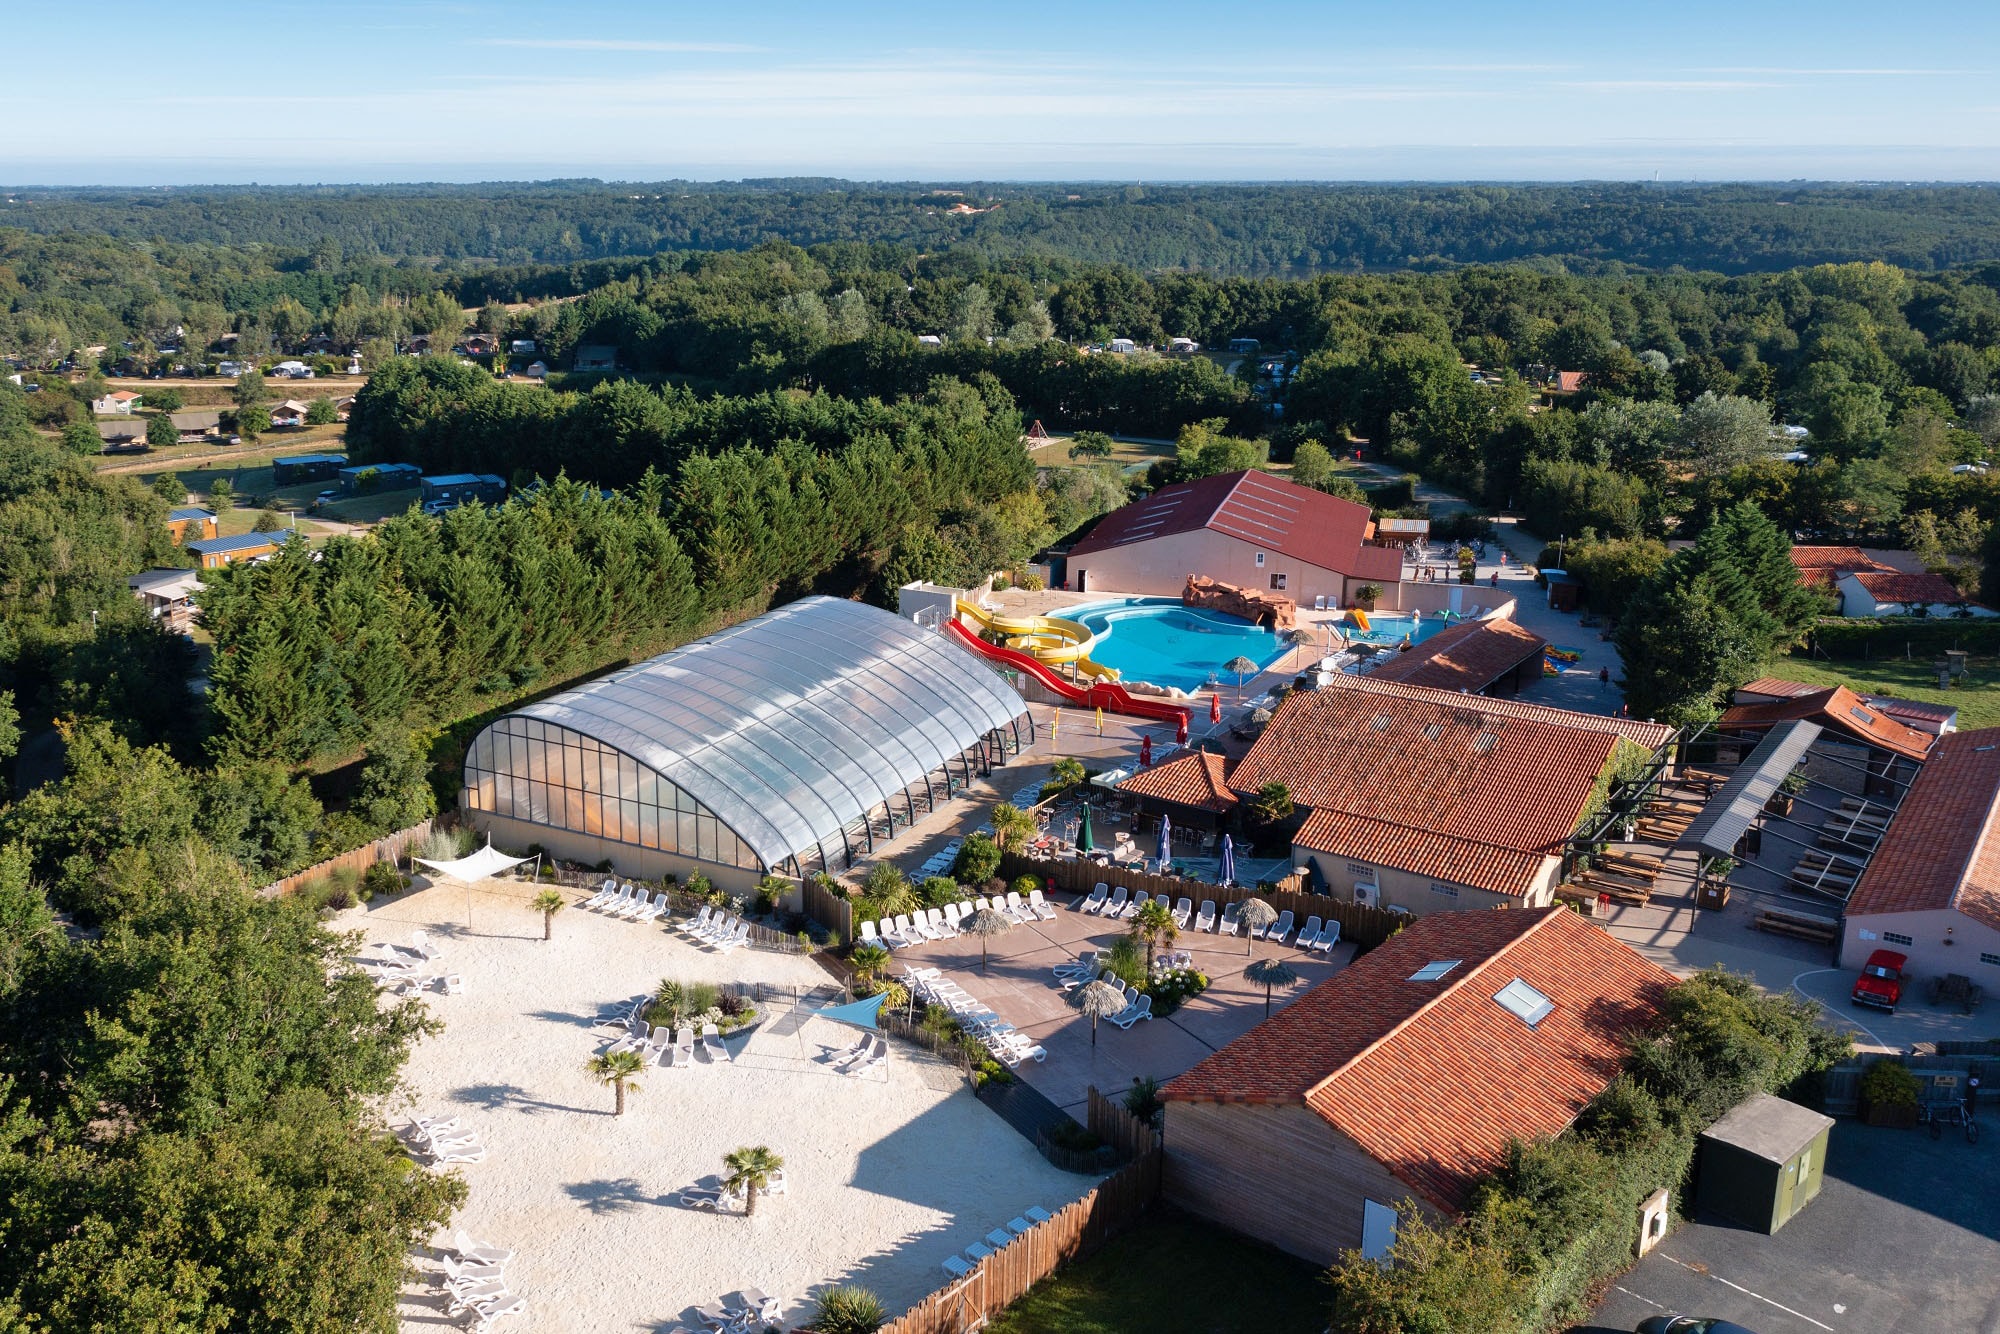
left=1805, top=615, right=2000, bottom=660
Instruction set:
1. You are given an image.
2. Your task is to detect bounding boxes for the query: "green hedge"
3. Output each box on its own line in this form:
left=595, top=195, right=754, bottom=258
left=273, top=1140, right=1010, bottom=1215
left=1806, top=616, right=2000, bottom=659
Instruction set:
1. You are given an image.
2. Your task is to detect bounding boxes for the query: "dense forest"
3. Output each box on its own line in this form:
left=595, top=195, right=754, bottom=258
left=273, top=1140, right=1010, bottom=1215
left=10, top=181, right=2000, bottom=274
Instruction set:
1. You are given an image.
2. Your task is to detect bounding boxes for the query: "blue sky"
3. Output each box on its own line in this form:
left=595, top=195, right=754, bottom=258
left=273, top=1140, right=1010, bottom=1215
left=5, top=0, right=1997, bottom=183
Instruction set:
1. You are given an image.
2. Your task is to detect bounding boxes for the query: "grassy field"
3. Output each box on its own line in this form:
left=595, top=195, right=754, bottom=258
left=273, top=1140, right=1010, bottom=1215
left=95, top=425, right=348, bottom=476
left=1762, top=654, right=2000, bottom=730
left=1027, top=433, right=1175, bottom=473
left=983, top=1212, right=1328, bottom=1334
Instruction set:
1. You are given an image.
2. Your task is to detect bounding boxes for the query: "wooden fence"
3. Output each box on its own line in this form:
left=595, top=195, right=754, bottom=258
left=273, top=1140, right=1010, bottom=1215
left=801, top=874, right=855, bottom=947
left=1005, top=852, right=1414, bottom=952
left=878, top=1138, right=1164, bottom=1334
left=1821, top=1051, right=2000, bottom=1117
left=1086, top=1085, right=1161, bottom=1162
left=256, top=819, right=435, bottom=900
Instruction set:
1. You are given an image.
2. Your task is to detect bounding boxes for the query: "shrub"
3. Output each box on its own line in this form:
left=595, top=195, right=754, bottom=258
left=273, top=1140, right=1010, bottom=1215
left=1859, top=1060, right=1920, bottom=1110
left=1009, top=874, right=1042, bottom=900
left=951, top=832, right=1002, bottom=884
left=1123, top=1076, right=1164, bottom=1127
left=1043, top=1120, right=1102, bottom=1153
left=811, top=1284, right=887, bottom=1334
left=361, top=860, right=402, bottom=902
left=1144, top=967, right=1209, bottom=1016
left=914, top=875, right=960, bottom=908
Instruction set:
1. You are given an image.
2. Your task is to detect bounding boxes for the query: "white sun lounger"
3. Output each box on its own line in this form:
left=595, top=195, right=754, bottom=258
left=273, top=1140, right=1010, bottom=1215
left=1296, top=915, right=1323, bottom=951
left=1125, top=891, right=1151, bottom=920
left=858, top=919, right=883, bottom=947
left=680, top=904, right=714, bottom=937
left=675, top=1027, right=696, bottom=1064
left=408, top=930, right=440, bottom=960
left=1266, top=910, right=1295, bottom=944
left=594, top=884, right=632, bottom=914
left=583, top=877, right=620, bottom=909
left=445, top=1279, right=509, bottom=1314
left=832, top=1032, right=872, bottom=1068
left=1219, top=901, right=1242, bottom=935
left=440, top=1256, right=506, bottom=1285
left=1081, top=883, right=1109, bottom=913
left=471, top=1297, right=527, bottom=1333
left=1194, top=900, right=1217, bottom=933
left=615, top=888, right=653, bottom=920
left=432, top=1145, right=488, bottom=1166
left=1311, top=919, right=1342, bottom=952
left=628, top=892, right=667, bottom=924
left=1172, top=896, right=1193, bottom=929
left=1108, top=994, right=1154, bottom=1028
left=715, top=922, right=751, bottom=951
left=453, top=1232, right=514, bottom=1265
left=1102, top=885, right=1129, bottom=916
left=701, top=1022, right=730, bottom=1063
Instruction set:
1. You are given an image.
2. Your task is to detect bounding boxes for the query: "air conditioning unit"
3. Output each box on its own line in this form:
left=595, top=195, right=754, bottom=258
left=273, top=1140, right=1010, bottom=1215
left=1353, top=881, right=1379, bottom=908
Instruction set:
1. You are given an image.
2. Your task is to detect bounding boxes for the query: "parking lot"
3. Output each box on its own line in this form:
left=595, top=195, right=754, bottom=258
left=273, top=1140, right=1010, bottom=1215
left=1578, top=1119, right=2000, bottom=1334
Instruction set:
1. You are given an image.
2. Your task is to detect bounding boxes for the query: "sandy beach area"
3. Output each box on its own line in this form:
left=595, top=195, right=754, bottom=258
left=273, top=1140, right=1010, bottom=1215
left=342, top=877, right=1094, bottom=1332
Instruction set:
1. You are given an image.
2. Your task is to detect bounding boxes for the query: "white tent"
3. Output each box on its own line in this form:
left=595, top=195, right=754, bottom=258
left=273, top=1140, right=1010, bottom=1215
left=411, top=838, right=540, bottom=926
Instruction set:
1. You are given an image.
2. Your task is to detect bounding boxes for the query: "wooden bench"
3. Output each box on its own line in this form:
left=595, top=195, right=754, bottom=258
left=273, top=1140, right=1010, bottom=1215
left=1571, top=872, right=1652, bottom=906
left=1754, top=908, right=1840, bottom=945
left=1595, top=850, right=1663, bottom=880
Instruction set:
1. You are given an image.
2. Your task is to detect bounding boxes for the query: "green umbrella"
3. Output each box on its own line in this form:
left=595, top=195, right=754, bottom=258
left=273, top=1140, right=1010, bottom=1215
left=1078, top=802, right=1095, bottom=853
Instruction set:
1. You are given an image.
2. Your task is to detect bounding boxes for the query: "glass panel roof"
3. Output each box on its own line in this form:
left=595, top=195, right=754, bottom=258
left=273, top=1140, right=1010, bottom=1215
left=497, top=597, right=1027, bottom=868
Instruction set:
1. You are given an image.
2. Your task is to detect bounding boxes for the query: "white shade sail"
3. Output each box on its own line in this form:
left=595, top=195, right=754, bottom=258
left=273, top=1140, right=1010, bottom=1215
left=413, top=842, right=534, bottom=883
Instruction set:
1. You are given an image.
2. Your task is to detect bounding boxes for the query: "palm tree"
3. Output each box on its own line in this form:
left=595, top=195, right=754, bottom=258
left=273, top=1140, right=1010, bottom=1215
left=531, top=888, right=566, bottom=941
left=964, top=906, right=1012, bottom=973
left=1077, top=979, right=1128, bottom=1048
left=1246, top=957, right=1300, bottom=1017
left=722, top=1145, right=785, bottom=1216
left=990, top=801, right=1038, bottom=853
left=587, top=1048, right=646, bottom=1116
left=849, top=942, right=891, bottom=990
left=1237, top=897, right=1277, bottom=955
left=1128, top=899, right=1178, bottom=977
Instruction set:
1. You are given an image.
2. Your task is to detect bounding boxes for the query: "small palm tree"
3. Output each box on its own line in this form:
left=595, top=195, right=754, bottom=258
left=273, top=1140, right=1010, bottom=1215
left=1238, top=897, right=1277, bottom=955
left=849, top=942, right=891, bottom=989
left=1246, top=957, right=1300, bottom=1017
left=964, top=906, right=1012, bottom=973
left=990, top=801, right=1038, bottom=853
left=1129, top=899, right=1178, bottom=976
left=531, top=888, right=566, bottom=941
left=1077, top=979, right=1128, bottom=1048
left=722, top=1145, right=785, bottom=1216
left=588, top=1048, right=646, bottom=1116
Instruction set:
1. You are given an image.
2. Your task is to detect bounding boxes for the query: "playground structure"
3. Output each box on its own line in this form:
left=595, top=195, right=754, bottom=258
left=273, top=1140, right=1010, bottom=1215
left=944, top=605, right=1192, bottom=728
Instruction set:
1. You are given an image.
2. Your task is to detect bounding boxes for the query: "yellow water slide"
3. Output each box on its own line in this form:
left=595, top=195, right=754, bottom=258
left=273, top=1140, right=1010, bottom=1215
left=1347, top=607, right=1373, bottom=632
left=954, top=600, right=1123, bottom=681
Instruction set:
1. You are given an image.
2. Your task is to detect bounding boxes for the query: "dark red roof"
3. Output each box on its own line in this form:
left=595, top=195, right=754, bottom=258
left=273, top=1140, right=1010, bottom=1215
left=1367, top=617, right=1549, bottom=692
left=1116, top=750, right=1236, bottom=812
left=1228, top=682, right=1620, bottom=859
left=1163, top=907, right=1673, bottom=1211
left=1846, top=728, right=2000, bottom=931
left=1720, top=685, right=1933, bottom=762
left=1789, top=545, right=1890, bottom=590
left=1068, top=470, right=1404, bottom=583
left=1295, top=809, right=1551, bottom=897
left=1845, top=569, right=1968, bottom=605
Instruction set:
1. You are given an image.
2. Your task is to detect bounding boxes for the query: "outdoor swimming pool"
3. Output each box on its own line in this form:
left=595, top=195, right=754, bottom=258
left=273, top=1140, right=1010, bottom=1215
left=1065, top=598, right=1291, bottom=693
left=1349, top=612, right=1452, bottom=646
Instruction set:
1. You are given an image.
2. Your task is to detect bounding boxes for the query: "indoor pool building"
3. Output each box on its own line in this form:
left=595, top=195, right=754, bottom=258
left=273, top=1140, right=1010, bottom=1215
left=460, top=597, right=1034, bottom=890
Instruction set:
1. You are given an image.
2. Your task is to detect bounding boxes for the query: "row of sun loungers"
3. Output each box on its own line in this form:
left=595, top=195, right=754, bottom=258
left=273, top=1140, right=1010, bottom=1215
left=914, top=840, right=964, bottom=880
left=682, top=1288, right=785, bottom=1330
left=824, top=1030, right=890, bottom=1078
left=1050, top=957, right=1156, bottom=1027
left=939, top=1207, right=1055, bottom=1279
left=1074, top=886, right=1341, bottom=951
left=598, top=1007, right=735, bottom=1069
left=403, top=1113, right=488, bottom=1167
left=676, top=905, right=754, bottom=950
left=435, top=1231, right=524, bottom=1331
left=680, top=1175, right=791, bottom=1215
left=904, top=965, right=1048, bottom=1064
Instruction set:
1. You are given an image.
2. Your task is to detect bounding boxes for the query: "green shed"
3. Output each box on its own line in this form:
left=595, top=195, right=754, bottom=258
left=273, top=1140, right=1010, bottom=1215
left=1696, top=1092, right=1834, bottom=1234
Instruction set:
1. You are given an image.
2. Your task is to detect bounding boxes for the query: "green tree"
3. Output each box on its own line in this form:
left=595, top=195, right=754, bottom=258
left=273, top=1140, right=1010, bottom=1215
left=951, top=832, right=1002, bottom=885
left=947, top=283, right=996, bottom=345
left=145, top=413, right=178, bottom=450
left=1614, top=575, right=1757, bottom=725
left=305, top=396, right=339, bottom=426
left=1327, top=1201, right=1537, bottom=1334
left=232, top=368, right=267, bottom=410
left=60, top=419, right=100, bottom=455
left=721, top=1144, right=785, bottom=1215
left=151, top=471, right=188, bottom=506
left=1067, top=430, right=1115, bottom=458
left=1289, top=437, right=1337, bottom=490
left=237, top=405, right=270, bottom=439
left=252, top=505, right=287, bottom=533
left=588, top=1048, right=646, bottom=1116
left=989, top=801, right=1037, bottom=853
left=531, top=888, right=565, bottom=941
left=208, top=477, right=233, bottom=513
left=349, top=730, right=436, bottom=833
left=849, top=942, right=891, bottom=989
left=1129, top=897, right=1178, bottom=976
left=146, top=387, right=184, bottom=412
left=0, top=692, right=17, bottom=769
left=860, top=860, right=916, bottom=919
left=1676, top=392, right=1771, bottom=480
left=1247, top=780, right=1294, bottom=826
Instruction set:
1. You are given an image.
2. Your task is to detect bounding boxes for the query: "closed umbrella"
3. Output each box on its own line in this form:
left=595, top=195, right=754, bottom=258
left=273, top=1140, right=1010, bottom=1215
left=1078, top=802, right=1095, bottom=854
left=1156, top=813, right=1172, bottom=871
left=1176, top=714, right=1190, bottom=745
left=1219, top=833, right=1236, bottom=887
left=1209, top=694, right=1222, bottom=725
left=1140, top=733, right=1153, bottom=767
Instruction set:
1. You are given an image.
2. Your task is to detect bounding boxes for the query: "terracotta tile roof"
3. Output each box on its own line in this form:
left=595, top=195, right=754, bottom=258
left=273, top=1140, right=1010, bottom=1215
left=1846, top=728, right=2000, bottom=931
left=1163, top=907, right=1673, bottom=1211
left=1736, top=678, right=1958, bottom=732
left=1295, top=809, right=1553, bottom=897
left=1720, top=685, right=1933, bottom=762
left=1734, top=677, right=1824, bottom=701
left=1367, top=617, right=1549, bottom=692
left=1553, top=370, right=1589, bottom=393
left=1845, top=569, right=1968, bottom=605
left=1068, top=470, right=1405, bottom=583
left=1117, top=750, right=1237, bottom=812
left=1789, top=545, right=1889, bottom=590
left=1228, top=682, right=1621, bottom=859
left=1303, top=672, right=1676, bottom=751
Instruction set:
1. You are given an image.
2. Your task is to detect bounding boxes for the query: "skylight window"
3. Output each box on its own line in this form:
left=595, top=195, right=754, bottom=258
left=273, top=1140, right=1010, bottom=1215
left=1408, top=959, right=1461, bottom=982
left=1850, top=706, right=1876, bottom=724
left=1371, top=714, right=1393, bottom=732
left=1495, top=978, right=1555, bottom=1027
left=1472, top=731, right=1499, bottom=752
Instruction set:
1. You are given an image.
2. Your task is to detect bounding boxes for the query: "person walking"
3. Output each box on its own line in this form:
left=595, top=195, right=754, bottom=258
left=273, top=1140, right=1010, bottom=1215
left=1599, top=666, right=1610, bottom=691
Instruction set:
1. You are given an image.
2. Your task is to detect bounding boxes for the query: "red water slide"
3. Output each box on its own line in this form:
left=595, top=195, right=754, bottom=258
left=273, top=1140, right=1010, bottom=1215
left=944, top=618, right=1193, bottom=727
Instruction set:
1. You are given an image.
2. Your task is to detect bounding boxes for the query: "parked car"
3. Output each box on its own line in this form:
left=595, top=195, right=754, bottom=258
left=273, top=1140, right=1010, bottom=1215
left=316, top=489, right=339, bottom=502
left=1851, top=949, right=1908, bottom=1011
left=1637, top=1318, right=1761, bottom=1334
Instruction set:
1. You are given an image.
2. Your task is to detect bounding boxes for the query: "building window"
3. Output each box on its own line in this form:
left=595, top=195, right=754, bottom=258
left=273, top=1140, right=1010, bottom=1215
left=1430, top=883, right=1459, bottom=898
left=1981, top=952, right=2000, bottom=968
left=1254, top=552, right=1265, bottom=567
left=1883, top=932, right=1914, bottom=946
left=1270, top=572, right=1288, bottom=591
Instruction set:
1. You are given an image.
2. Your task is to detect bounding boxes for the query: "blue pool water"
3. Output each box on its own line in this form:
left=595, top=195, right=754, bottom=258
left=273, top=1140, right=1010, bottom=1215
left=1064, top=598, right=1290, bottom=693
left=1352, top=613, right=1451, bottom=647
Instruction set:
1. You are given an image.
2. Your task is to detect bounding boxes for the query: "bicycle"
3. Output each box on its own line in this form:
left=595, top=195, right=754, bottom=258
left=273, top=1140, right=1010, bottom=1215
left=1920, top=1100, right=1980, bottom=1143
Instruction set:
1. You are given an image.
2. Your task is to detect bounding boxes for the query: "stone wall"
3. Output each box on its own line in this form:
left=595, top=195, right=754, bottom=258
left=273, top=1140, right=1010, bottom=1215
left=1183, top=575, right=1296, bottom=630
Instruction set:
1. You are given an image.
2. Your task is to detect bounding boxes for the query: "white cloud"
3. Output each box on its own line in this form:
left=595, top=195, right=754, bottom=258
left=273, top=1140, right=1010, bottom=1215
left=477, top=37, right=762, bottom=53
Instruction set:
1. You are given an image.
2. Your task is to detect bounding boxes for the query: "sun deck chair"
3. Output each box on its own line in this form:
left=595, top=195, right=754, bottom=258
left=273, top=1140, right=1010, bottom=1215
left=432, top=1145, right=488, bottom=1165
left=693, top=912, right=733, bottom=944
left=680, top=1187, right=725, bottom=1210
left=1103, top=885, right=1130, bottom=916
left=679, top=904, right=714, bottom=937
left=927, top=907, right=958, bottom=938
left=1311, top=918, right=1342, bottom=952
left=1025, top=1205, right=1052, bottom=1225
left=1006, top=1215, right=1033, bottom=1236
left=629, top=892, right=668, bottom=924
left=1295, top=915, right=1323, bottom=951
left=583, top=877, right=620, bottom=909
left=985, top=1227, right=1016, bottom=1250
left=694, top=1301, right=734, bottom=1326
left=701, top=1022, right=730, bottom=1063
left=943, top=901, right=968, bottom=929
left=675, top=1027, right=696, bottom=1065
left=409, top=930, right=440, bottom=961
left=1219, top=900, right=1242, bottom=935
left=1265, top=909, right=1295, bottom=943
left=881, top=913, right=913, bottom=947
left=1027, top=889, right=1059, bottom=920
left=1172, top=896, right=1193, bottom=929
left=942, top=1254, right=975, bottom=1279
left=1053, top=951, right=1098, bottom=978
left=714, top=921, right=751, bottom=951
left=1126, top=890, right=1151, bottom=920
left=470, top=1297, right=527, bottom=1333
left=831, top=1032, right=872, bottom=1068
left=593, top=884, right=631, bottom=914
left=453, top=1231, right=514, bottom=1265
left=445, top=1279, right=509, bottom=1315
left=440, top=1256, right=505, bottom=1285
left=999, top=891, right=1030, bottom=923
left=1108, top=994, right=1154, bottom=1028
left=613, top=888, right=652, bottom=920
left=858, top=918, right=883, bottom=948
left=1194, top=900, right=1217, bottom=933
left=438, top=973, right=465, bottom=995
left=963, top=1241, right=995, bottom=1262
left=1082, top=882, right=1109, bottom=913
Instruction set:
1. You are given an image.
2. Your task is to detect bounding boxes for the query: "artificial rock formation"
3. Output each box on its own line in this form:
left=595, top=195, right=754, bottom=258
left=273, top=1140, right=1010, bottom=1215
left=1183, top=575, right=1296, bottom=631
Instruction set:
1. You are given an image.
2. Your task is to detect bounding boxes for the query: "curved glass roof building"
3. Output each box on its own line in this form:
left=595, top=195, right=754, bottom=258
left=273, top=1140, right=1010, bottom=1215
left=462, top=596, right=1033, bottom=879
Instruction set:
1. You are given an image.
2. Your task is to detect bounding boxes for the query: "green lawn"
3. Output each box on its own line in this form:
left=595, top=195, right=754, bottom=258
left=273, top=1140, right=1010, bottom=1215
left=1762, top=654, right=2000, bottom=730
left=1028, top=433, right=1175, bottom=473
left=983, top=1212, right=1328, bottom=1334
